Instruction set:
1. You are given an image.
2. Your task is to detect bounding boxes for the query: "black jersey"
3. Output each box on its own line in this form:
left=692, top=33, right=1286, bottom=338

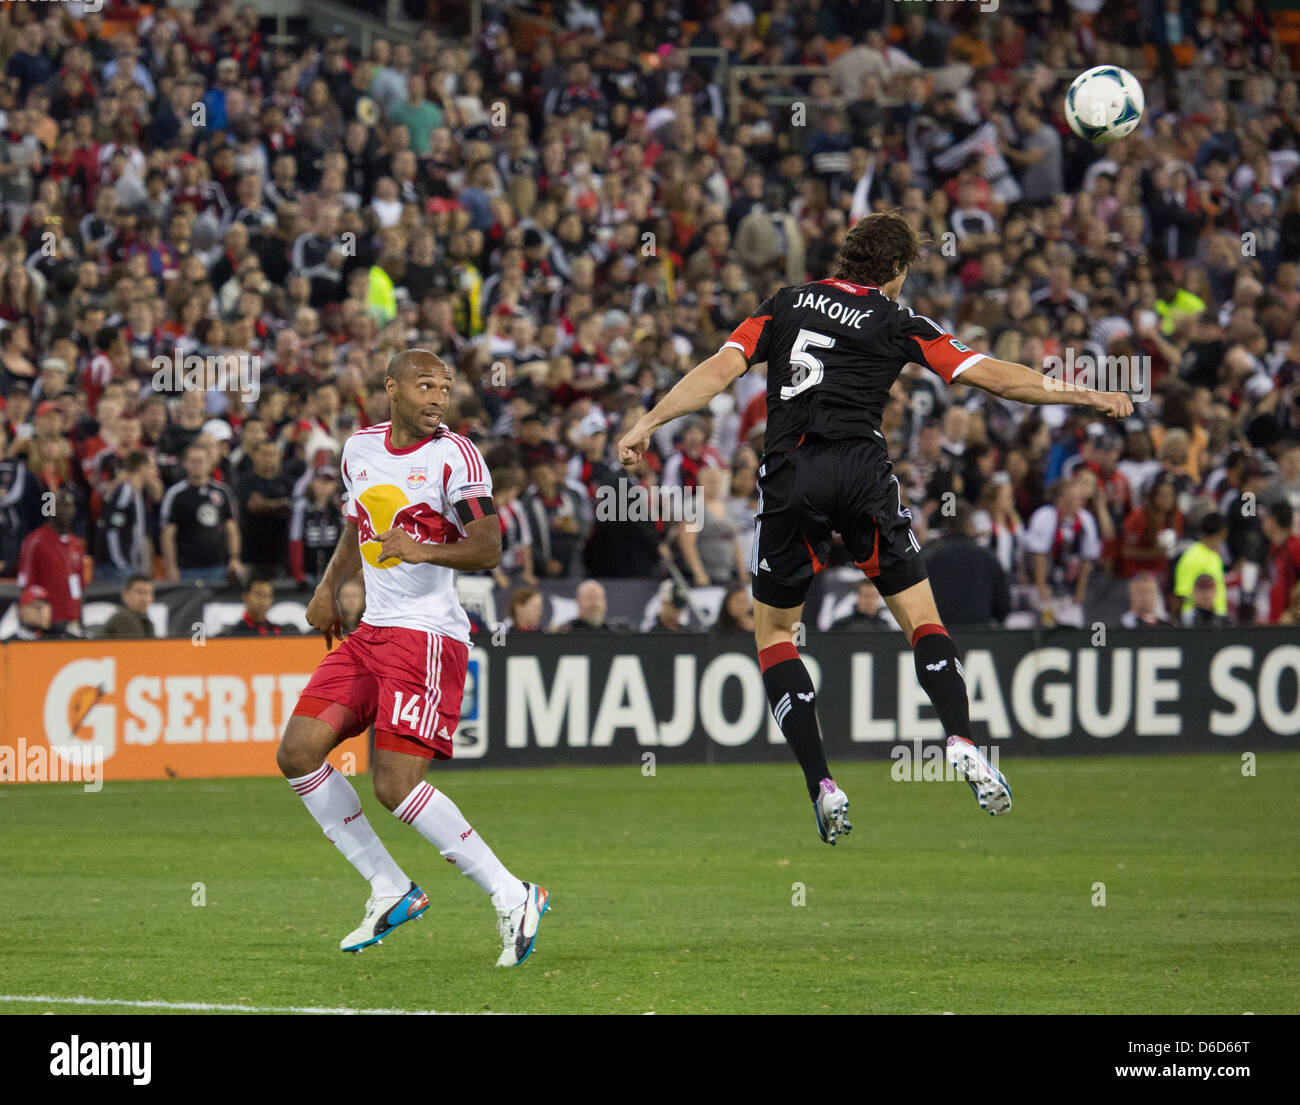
left=722, top=278, right=988, bottom=453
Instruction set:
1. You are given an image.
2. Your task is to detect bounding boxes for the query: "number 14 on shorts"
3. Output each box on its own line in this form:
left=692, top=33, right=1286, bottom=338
left=391, top=691, right=423, bottom=729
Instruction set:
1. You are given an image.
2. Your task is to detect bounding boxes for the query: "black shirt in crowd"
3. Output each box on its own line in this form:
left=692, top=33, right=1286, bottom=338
left=239, top=469, right=296, bottom=570
left=160, top=479, right=235, bottom=569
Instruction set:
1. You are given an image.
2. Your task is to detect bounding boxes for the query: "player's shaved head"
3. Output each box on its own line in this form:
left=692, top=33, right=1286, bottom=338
left=386, top=347, right=448, bottom=382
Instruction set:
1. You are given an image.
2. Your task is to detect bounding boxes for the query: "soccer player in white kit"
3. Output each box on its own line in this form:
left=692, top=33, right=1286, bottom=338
left=277, top=349, right=550, bottom=966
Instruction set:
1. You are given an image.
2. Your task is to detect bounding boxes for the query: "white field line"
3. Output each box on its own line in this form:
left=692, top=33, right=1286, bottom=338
left=0, top=994, right=480, bottom=1015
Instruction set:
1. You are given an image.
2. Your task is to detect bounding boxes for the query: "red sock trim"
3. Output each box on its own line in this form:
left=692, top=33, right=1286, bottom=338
left=758, top=642, right=800, bottom=673
left=911, top=623, right=949, bottom=647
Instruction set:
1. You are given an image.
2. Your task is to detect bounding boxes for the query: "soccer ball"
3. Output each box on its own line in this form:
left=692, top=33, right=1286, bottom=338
left=1064, top=66, right=1145, bottom=143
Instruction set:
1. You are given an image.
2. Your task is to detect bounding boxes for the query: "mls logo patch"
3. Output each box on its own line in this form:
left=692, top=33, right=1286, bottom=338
left=406, top=467, right=428, bottom=489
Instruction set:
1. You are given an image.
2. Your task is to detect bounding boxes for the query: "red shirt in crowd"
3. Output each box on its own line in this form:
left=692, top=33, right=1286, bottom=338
left=16, top=525, right=87, bottom=625
left=1269, top=534, right=1300, bottom=623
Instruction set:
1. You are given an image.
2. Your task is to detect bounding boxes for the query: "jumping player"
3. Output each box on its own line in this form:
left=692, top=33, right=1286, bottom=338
left=618, top=213, right=1133, bottom=842
left=277, top=348, right=550, bottom=964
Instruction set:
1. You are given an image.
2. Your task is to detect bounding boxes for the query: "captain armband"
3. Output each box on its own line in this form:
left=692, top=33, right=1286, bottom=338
left=453, top=496, right=497, bottom=525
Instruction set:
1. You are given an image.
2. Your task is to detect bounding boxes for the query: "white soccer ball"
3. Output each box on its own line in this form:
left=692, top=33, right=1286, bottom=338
left=1064, top=65, right=1145, bottom=143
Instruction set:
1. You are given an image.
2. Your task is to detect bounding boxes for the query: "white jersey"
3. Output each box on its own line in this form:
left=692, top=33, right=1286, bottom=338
left=341, top=422, right=493, bottom=643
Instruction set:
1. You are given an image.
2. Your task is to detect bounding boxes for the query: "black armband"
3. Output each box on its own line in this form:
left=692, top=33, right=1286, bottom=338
left=453, top=496, right=497, bottom=525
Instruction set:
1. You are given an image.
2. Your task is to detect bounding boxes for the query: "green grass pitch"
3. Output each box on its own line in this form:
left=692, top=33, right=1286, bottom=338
left=1, top=754, right=1296, bottom=1014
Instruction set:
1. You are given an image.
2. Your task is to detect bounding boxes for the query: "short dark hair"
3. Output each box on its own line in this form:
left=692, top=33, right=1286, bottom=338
left=124, top=574, right=152, bottom=590
left=1200, top=511, right=1227, bottom=538
left=1270, top=500, right=1294, bottom=530
left=833, top=211, right=922, bottom=286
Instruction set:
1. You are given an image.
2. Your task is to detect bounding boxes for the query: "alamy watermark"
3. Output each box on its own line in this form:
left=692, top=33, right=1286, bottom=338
left=0, top=738, right=102, bottom=792
left=152, top=348, right=262, bottom=402
left=593, top=483, right=704, bottom=531
left=890, top=738, right=1000, bottom=782
left=1043, top=349, right=1151, bottom=402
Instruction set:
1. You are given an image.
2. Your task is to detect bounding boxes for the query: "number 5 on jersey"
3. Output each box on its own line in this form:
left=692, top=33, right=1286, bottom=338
left=781, top=329, right=836, bottom=399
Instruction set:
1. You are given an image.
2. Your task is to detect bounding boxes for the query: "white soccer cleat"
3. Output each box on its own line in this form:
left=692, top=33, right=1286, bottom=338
left=495, top=882, right=550, bottom=967
left=814, top=777, right=852, bottom=845
left=340, top=882, right=429, bottom=953
left=945, top=736, right=1012, bottom=816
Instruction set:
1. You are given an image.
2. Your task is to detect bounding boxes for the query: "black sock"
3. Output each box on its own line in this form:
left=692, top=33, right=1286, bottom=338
left=912, top=624, right=971, bottom=739
left=759, top=643, right=830, bottom=801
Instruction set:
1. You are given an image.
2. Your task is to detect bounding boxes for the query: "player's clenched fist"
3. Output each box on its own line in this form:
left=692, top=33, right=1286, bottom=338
left=1092, top=391, right=1135, bottom=420
left=618, top=421, right=652, bottom=467
left=378, top=527, right=428, bottom=565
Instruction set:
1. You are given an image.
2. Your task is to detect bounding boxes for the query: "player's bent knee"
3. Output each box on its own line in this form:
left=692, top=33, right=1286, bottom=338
left=370, top=747, right=429, bottom=811
left=371, top=778, right=408, bottom=812
left=277, top=714, right=335, bottom=779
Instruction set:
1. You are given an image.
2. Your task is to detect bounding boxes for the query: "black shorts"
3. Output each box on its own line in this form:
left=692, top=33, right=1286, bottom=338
left=750, top=436, right=928, bottom=608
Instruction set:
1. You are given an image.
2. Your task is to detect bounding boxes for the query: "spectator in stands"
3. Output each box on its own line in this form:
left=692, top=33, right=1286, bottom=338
left=521, top=457, right=589, bottom=579
left=1024, top=477, right=1103, bottom=618
left=289, top=466, right=342, bottom=586
left=100, top=575, right=157, bottom=639
left=1262, top=501, right=1300, bottom=624
left=661, top=418, right=722, bottom=490
left=567, top=410, right=618, bottom=498
left=1174, top=512, right=1229, bottom=620
left=1185, top=574, right=1233, bottom=628
left=224, top=577, right=286, bottom=637
left=338, top=577, right=366, bottom=637
left=1276, top=581, right=1300, bottom=627
left=0, top=422, right=44, bottom=574
left=649, top=580, right=693, bottom=633
left=160, top=443, right=242, bottom=585
left=507, top=586, right=544, bottom=633
left=923, top=502, right=1012, bottom=627
left=714, top=585, right=754, bottom=633
left=96, top=450, right=159, bottom=582
left=1121, top=574, right=1175, bottom=628
left=562, top=580, right=612, bottom=632
left=679, top=464, right=745, bottom=587
left=15, top=488, right=86, bottom=635
left=832, top=580, right=892, bottom=631
left=239, top=439, right=294, bottom=579
left=975, top=474, right=1024, bottom=578
left=1119, top=474, right=1185, bottom=585
left=1273, top=442, right=1300, bottom=514
left=3, top=584, right=57, bottom=641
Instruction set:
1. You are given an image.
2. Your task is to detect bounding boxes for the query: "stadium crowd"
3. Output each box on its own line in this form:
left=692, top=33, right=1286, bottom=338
left=2, top=0, right=1300, bottom=641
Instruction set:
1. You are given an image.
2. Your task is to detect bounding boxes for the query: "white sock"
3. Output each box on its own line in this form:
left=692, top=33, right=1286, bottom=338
left=288, top=764, right=409, bottom=899
left=394, top=781, right=526, bottom=912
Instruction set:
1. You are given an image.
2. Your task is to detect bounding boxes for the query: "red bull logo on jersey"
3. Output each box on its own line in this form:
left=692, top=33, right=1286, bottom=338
left=406, top=467, right=428, bottom=489
left=355, top=484, right=460, bottom=567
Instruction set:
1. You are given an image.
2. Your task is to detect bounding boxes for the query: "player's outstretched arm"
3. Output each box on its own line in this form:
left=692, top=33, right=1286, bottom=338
left=959, top=357, right=1134, bottom=419
left=306, top=519, right=363, bottom=648
left=618, top=346, right=749, bottom=466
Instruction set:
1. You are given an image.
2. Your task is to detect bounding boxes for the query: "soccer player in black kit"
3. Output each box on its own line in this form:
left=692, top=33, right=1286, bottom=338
left=619, top=213, right=1133, bottom=843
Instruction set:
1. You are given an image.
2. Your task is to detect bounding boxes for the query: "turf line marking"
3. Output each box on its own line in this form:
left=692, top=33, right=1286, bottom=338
left=0, top=994, right=470, bottom=1015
